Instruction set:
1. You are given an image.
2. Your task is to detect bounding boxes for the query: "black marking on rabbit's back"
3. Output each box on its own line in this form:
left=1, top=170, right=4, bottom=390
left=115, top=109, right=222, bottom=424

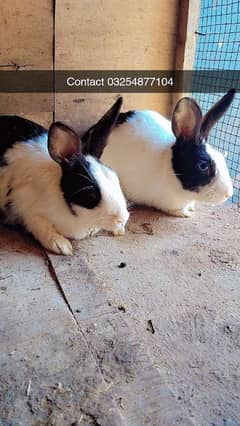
left=61, top=155, right=102, bottom=210
left=116, top=111, right=135, bottom=126
left=0, top=115, right=47, bottom=161
left=172, top=139, right=216, bottom=191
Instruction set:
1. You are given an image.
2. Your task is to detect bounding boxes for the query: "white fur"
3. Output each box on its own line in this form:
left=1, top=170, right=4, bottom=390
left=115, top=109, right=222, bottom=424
left=102, top=110, right=233, bottom=217
left=0, top=135, right=129, bottom=254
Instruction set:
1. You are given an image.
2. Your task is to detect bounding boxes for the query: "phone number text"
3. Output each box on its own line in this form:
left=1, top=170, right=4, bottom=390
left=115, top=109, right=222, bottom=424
left=66, top=76, right=174, bottom=88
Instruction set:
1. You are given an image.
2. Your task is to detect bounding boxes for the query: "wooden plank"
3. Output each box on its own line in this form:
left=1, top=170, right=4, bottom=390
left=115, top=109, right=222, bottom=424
left=172, top=0, right=201, bottom=108
left=55, top=93, right=172, bottom=136
left=21, top=112, right=53, bottom=128
left=174, top=0, right=190, bottom=71
left=0, top=0, right=53, bottom=68
left=55, top=0, right=178, bottom=70
left=0, top=93, right=54, bottom=116
left=55, top=0, right=179, bottom=128
left=0, top=0, right=53, bottom=114
left=182, top=0, right=201, bottom=70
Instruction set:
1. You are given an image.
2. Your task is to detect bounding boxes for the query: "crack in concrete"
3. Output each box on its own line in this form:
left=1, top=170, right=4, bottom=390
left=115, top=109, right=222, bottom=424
left=44, top=253, right=80, bottom=330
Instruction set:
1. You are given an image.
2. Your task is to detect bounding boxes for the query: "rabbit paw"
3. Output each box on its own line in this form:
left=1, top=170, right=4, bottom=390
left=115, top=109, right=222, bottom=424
left=112, top=224, right=126, bottom=236
left=165, top=208, right=192, bottom=218
left=23, top=215, right=74, bottom=255
left=87, top=228, right=100, bottom=237
left=178, top=209, right=192, bottom=218
left=187, top=202, right=196, bottom=212
left=113, top=229, right=125, bottom=236
left=47, top=235, right=73, bottom=255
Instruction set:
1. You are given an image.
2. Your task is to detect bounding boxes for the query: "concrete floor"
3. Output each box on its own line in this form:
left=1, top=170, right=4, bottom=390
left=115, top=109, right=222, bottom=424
left=0, top=205, right=239, bottom=426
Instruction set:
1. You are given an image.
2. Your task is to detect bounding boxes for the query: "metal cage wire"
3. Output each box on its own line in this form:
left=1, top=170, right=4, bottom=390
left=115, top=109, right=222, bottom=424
left=193, top=0, right=240, bottom=209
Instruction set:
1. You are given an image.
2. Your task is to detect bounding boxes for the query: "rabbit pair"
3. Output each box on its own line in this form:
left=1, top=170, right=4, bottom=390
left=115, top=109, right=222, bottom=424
left=0, top=98, right=129, bottom=255
left=83, top=90, right=235, bottom=218
left=0, top=90, right=234, bottom=255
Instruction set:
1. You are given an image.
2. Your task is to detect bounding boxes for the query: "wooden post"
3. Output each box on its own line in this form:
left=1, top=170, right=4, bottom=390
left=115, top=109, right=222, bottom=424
left=171, top=0, right=201, bottom=112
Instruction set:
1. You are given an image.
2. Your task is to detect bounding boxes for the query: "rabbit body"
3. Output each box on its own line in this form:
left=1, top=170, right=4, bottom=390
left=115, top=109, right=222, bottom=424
left=102, top=109, right=233, bottom=217
left=0, top=112, right=129, bottom=254
left=97, top=92, right=235, bottom=217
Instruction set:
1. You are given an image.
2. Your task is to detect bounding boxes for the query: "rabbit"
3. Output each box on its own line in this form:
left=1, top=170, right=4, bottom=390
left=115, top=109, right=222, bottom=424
left=82, top=90, right=235, bottom=218
left=0, top=98, right=129, bottom=255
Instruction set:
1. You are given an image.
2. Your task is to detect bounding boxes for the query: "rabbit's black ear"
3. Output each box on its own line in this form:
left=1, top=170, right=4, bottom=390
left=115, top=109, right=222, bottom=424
left=200, top=89, right=236, bottom=139
left=172, top=97, right=202, bottom=142
left=48, top=122, right=81, bottom=163
left=82, top=97, right=123, bottom=158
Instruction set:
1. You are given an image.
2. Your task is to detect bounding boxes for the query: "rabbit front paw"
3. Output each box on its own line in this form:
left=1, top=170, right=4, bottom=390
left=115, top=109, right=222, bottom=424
left=48, top=235, right=73, bottom=255
left=164, top=208, right=193, bottom=218
left=88, top=228, right=100, bottom=237
left=112, top=224, right=126, bottom=236
left=24, top=215, right=74, bottom=255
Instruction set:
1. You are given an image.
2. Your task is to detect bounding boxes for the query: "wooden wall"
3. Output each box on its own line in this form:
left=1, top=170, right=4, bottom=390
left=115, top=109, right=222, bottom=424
left=55, top=0, right=179, bottom=133
left=0, top=0, right=182, bottom=131
left=0, top=0, right=53, bottom=127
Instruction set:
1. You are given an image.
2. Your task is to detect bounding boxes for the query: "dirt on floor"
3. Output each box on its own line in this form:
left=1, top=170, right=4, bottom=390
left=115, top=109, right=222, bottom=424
left=0, top=204, right=239, bottom=426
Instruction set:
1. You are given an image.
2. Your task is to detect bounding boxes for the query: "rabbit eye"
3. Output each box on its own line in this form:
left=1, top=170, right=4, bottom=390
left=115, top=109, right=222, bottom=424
left=198, top=160, right=209, bottom=173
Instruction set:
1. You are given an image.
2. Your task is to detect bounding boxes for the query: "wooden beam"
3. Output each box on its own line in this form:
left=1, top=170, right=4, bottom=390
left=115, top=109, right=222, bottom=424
left=171, top=0, right=201, bottom=111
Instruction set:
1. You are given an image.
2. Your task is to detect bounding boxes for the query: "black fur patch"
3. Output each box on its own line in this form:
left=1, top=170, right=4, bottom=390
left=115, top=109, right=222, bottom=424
left=82, top=97, right=123, bottom=159
left=116, top=111, right=135, bottom=126
left=60, top=155, right=102, bottom=210
left=0, top=115, right=47, bottom=161
left=172, top=139, right=216, bottom=191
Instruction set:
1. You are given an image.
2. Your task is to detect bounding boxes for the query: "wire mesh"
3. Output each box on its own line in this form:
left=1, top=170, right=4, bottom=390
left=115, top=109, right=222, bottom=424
left=193, top=0, right=240, bottom=209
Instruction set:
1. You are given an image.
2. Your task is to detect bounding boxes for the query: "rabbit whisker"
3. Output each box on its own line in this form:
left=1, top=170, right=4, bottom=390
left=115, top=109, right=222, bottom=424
left=75, top=172, right=94, bottom=184
left=78, top=160, right=96, bottom=181
left=203, top=187, right=214, bottom=196
left=70, top=185, right=94, bottom=197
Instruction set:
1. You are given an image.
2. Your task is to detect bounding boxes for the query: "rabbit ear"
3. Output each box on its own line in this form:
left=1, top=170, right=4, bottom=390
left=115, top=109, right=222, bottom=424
left=200, top=89, right=236, bottom=139
left=48, top=122, right=81, bottom=163
left=82, top=97, right=123, bottom=158
left=172, top=97, right=202, bottom=142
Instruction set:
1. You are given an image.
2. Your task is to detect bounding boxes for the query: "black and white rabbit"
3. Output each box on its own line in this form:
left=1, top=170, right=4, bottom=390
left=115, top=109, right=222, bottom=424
left=83, top=90, right=235, bottom=217
left=0, top=98, right=129, bottom=255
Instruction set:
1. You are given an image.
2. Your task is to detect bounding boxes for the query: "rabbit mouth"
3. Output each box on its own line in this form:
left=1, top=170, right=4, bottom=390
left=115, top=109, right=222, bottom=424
left=198, top=177, right=233, bottom=203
